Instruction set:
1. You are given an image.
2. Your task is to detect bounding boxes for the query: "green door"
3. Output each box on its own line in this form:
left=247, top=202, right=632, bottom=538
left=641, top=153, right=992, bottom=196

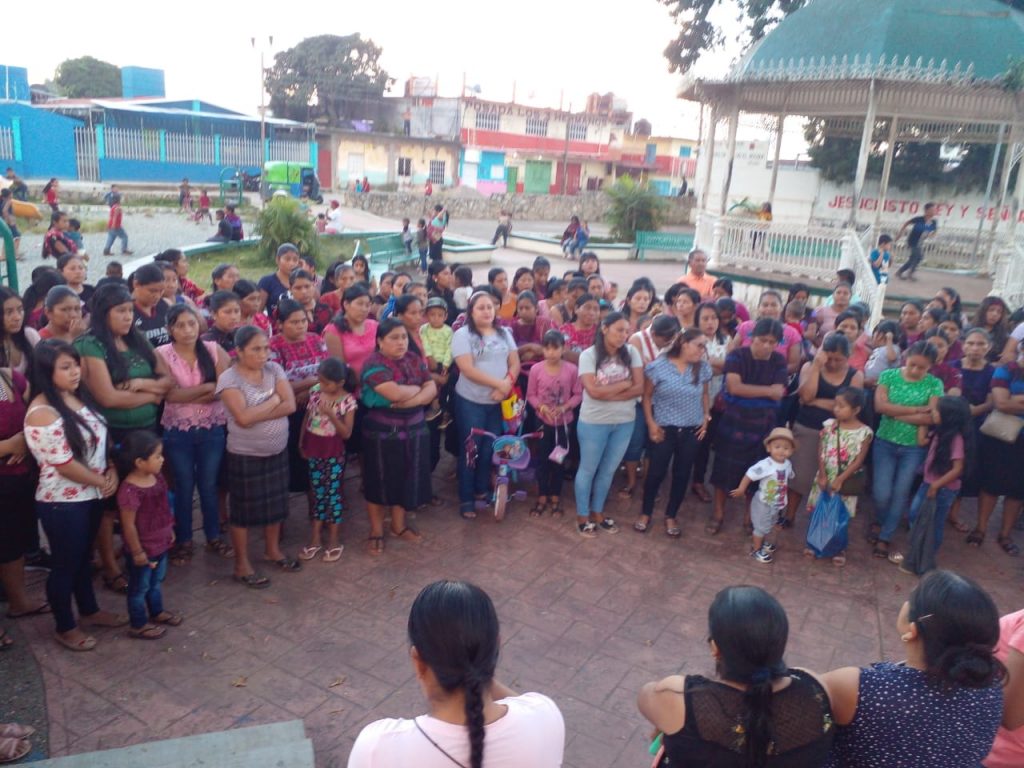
left=506, top=166, right=518, bottom=194
left=524, top=161, right=551, bottom=194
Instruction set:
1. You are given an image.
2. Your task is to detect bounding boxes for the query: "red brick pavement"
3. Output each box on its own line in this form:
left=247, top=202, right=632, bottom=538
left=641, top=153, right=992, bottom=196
left=12, top=454, right=1024, bottom=767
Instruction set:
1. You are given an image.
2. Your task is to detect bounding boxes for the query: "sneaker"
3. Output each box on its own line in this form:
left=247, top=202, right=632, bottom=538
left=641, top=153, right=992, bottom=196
left=578, top=522, right=599, bottom=538
left=751, top=547, right=774, bottom=564
left=598, top=518, right=619, bottom=534
left=761, top=542, right=777, bottom=554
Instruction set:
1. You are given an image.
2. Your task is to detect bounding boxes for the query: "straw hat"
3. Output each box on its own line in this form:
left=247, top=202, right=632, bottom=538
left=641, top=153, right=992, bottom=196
left=763, top=427, right=796, bottom=450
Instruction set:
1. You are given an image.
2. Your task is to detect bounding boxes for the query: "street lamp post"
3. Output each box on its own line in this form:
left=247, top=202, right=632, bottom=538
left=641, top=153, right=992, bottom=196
left=251, top=35, right=273, bottom=206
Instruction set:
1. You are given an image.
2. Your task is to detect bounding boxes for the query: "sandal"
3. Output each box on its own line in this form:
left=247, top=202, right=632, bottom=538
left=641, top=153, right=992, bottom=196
left=704, top=517, right=723, bottom=536
left=691, top=483, right=711, bottom=503
left=832, top=553, right=847, bottom=567
left=633, top=515, right=650, bottom=533
left=367, top=536, right=384, bottom=556
left=665, top=523, right=681, bottom=538
left=128, top=624, right=167, bottom=640
left=887, top=551, right=905, bottom=565
left=205, top=539, right=235, bottom=558
left=151, top=612, right=184, bottom=627
left=55, top=632, right=97, bottom=652
left=459, top=506, right=477, bottom=520
left=0, top=736, right=30, bottom=764
left=233, top=573, right=270, bottom=589
left=549, top=501, right=564, bottom=518
left=6, top=602, right=51, bottom=619
left=0, top=629, right=12, bottom=651
left=102, top=573, right=129, bottom=594
left=947, top=518, right=971, bottom=534
left=322, top=546, right=344, bottom=562
left=169, top=542, right=194, bottom=566
left=0, top=725, right=35, bottom=740
left=299, top=545, right=322, bottom=561
left=529, top=502, right=547, bottom=518
left=264, top=557, right=302, bottom=571
left=391, top=526, right=423, bottom=543
left=872, top=542, right=890, bottom=559
left=998, top=535, right=1021, bottom=557
left=617, top=486, right=635, bottom=500
left=966, top=529, right=985, bottom=547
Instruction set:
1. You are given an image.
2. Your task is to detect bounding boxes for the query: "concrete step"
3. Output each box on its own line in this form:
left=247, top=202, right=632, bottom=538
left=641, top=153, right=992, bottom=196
left=31, top=720, right=312, bottom=768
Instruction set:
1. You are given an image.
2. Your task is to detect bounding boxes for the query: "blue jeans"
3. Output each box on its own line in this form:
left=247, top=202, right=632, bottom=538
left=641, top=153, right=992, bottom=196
left=163, top=426, right=226, bottom=544
left=455, top=394, right=505, bottom=510
left=622, top=403, right=648, bottom=462
left=37, top=500, right=102, bottom=634
left=909, top=482, right=957, bottom=549
left=872, top=439, right=927, bottom=543
left=124, top=552, right=168, bottom=629
left=104, top=228, right=129, bottom=253
left=575, top=420, right=634, bottom=518
left=419, top=248, right=429, bottom=272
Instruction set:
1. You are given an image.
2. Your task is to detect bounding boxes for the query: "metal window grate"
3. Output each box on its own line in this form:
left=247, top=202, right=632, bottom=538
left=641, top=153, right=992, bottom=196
left=567, top=122, right=586, bottom=141
left=428, top=160, right=446, bottom=185
left=525, top=116, right=549, bottom=137
left=474, top=112, right=500, bottom=132
left=397, top=157, right=412, bottom=177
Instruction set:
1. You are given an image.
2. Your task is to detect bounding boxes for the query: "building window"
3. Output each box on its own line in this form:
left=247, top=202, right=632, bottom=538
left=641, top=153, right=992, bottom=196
left=474, top=111, right=500, bottom=131
left=567, top=122, right=587, bottom=141
left=397, top=157, right=412, bottom=177
left=525, top=116, right=549, bottom=137
left=429, top=160, right=446, bottom=185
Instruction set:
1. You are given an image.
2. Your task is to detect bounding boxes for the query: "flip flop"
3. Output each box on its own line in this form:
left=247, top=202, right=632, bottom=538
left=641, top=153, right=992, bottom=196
left=151, top=612, right=184, bottom=627
left=128, top=624, right=167, bottom=640
left=264, top=557, right=302, bottom=572
left=391, top=527, right=423, bottom=543
left=0, top=736, right=30, bottom=764
left=299, top=545, right=322, bottom=561
left=102, top=573, right=128, bottom=594
left=6, top=603, right=51, bottom=619
left=367, top=536, right=384, bottom=556
left=704, top=517, right=723, bottom=536
left=665, top=524, right=681, bottom=538
left=54, top=633, right=97, bottom=652
left=322, top=546, right=344, bottom=563
left=233, top=573, right=271, bottom=589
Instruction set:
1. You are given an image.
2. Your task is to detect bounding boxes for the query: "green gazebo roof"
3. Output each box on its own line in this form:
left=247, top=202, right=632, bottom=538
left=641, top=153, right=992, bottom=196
left=736, top=0, right=1024, bottom=82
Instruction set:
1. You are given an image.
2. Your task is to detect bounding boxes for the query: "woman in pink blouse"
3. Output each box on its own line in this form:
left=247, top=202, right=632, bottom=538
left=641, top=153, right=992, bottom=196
left=156, top=305, right=231, bottom=564
left=24, top=340, right=122, bottom=652
left=323, top=284, right=378, bottom=380
left=729, top=290, right=803, bottom=375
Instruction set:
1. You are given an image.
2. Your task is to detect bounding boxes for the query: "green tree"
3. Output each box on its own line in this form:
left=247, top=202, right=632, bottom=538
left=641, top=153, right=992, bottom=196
left=254, top=198, right=319, bottom=263
left=265, top=34, right=393, bottom=123
left=605, top=177, right=666, bottom=242
left=54, top=56, right=122, bottom=98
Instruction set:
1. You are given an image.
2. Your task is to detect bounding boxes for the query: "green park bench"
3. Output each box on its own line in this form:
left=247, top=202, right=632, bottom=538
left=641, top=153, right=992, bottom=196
left=365, top=234, right=415, bottom=270
left=635, top=230, right=695, bottom=261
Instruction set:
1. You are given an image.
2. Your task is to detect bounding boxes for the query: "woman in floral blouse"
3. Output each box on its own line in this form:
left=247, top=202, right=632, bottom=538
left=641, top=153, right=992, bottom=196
left=25, top=340, right=123, bottom=652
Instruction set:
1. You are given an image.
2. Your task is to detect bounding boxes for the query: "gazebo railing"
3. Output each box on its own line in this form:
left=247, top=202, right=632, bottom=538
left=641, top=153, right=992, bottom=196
left=992, top=241, right=1024, bottom=309
left=712, top=216, right=844, bottom=281
left=853, top=222, right=994, bottom=274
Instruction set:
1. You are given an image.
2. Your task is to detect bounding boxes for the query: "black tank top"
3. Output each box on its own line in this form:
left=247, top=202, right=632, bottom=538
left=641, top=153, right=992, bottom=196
left=661, top=670, right=834, bottom=767
left=796, top=367, right=856, bottom=429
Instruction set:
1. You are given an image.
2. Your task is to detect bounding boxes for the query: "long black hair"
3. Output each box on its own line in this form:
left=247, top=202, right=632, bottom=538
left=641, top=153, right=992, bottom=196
left=907, top=570, right=1005, bottom=689
left=166, top=304, right=217, bottom=384
left=426, top=260, right=451, bottom=294
left=21, top=267, right=66, bottom=313
left=115, top=429, right=162, bottom=479
left=709, top=586, right=789, bottom=768
left=666, top=327, right=705, bottom=384
left=88, top=283, right=157, bottom=384
left=408, top=580, right=500, bottom=768
left=0, top=287, right=35, bottom=368
left=930, top=396, right=972, bottom=477
left=594, top=311, right=632, bottom=370
left=31, top=340, right=104, bottom=462
left=332, top=284, right=371, bottom=334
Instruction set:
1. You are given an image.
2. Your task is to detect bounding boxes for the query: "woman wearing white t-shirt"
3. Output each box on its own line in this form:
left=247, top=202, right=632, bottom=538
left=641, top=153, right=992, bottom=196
left=574, top=311, right=644, bottom=538
left=348, top=580, right=565, bottom=768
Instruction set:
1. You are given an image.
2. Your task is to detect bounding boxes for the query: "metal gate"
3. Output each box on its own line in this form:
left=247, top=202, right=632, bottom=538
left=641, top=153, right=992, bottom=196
left=74, top=127, right=99, bottom=182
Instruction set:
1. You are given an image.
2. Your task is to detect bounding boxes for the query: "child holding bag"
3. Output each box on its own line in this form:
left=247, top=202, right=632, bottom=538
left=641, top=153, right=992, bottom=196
left=526, top=330, right=583, bottom=518
left=805, top=387, right=873, bottom=566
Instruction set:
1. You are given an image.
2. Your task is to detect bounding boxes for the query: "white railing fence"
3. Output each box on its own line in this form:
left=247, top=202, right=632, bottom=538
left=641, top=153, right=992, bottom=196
left=166, top=132, right=215, bottom=165
left=0, top=127, right=13, bottom=160
left=104, top=127, right=161, bottom=162
left=268, top=141, right=309, bottom=163
left=713, top=216, right=844, bottom=281
left=864, top=220, right=993, bottom=274
left=992, top=241, right=1024, bottom=309
left=220, top=136, right=262, bottom=167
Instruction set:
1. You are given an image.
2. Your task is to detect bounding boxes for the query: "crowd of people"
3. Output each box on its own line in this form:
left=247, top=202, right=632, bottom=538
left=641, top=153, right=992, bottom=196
left=0, top=225, right=1023, bottom=762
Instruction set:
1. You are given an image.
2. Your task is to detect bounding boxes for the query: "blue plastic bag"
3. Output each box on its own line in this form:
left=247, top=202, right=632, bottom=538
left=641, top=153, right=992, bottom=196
left=806, top=490, right=850, bottom=558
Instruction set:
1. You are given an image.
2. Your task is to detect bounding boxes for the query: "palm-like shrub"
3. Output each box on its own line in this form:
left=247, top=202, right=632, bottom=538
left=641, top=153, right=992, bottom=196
left=604, top=176, right=665, bottom=242
left=254, top=197, right=319, bottom=262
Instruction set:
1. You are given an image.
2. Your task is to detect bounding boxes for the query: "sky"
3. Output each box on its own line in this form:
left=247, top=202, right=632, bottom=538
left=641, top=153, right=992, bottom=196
left=7, top=0, right=807, bottom=155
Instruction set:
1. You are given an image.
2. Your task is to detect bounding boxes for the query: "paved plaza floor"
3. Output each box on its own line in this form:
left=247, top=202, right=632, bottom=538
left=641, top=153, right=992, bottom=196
left=4, top=451, right=1022, bottom=767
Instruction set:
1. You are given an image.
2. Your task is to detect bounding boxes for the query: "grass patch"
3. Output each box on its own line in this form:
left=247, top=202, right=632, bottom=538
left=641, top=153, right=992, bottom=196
left=185, top=237, right=358, bottom=283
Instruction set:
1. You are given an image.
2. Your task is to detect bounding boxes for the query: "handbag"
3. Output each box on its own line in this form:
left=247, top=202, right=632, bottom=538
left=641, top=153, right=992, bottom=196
left=835, top=424, right=865, bottom=496
left=980, top=410, right=1024, bottom=444
left=548, top=415, right=568, bottom=464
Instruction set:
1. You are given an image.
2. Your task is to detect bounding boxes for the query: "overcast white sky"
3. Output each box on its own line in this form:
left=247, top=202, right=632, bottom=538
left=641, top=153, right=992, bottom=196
left=8, top=0, right=807, bottom=154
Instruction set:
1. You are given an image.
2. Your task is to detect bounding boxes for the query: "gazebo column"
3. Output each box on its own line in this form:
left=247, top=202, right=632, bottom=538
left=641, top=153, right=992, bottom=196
left=973, top=123, right=1006, bottom=265
left=987, top=125, right=1020, bottom=273
left=873, top=116, right=899, bottom=232
left=718, top=101, right=740, bottom=216
left=848, top=79, right=877, bottom=228
left=698, top=104, right=718, bottom=212
left=767, top=113, right=786, bottom=209
left=992, top=129, right=1024, bottom=298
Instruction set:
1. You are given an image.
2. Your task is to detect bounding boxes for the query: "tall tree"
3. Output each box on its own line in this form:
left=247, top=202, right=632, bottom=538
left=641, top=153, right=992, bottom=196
left=54, top=56, right=122, bottom=98
left=265, top=34, right=393, bottom=124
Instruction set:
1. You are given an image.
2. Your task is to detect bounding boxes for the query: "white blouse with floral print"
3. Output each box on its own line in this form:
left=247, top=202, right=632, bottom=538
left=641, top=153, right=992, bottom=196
left=25, top=404, right=108, bottom=502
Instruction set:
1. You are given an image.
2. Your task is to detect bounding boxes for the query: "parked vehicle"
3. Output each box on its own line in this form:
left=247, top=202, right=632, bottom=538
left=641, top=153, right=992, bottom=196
left=260, top=162, right=322, bottom=203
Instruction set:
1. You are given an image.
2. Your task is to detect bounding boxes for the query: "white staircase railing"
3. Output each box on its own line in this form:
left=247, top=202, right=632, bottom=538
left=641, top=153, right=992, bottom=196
left=991, top=240, right=1024, bottom=308
left=842, top=229, right=886, bottom=329
left=712, top=216, right=844, bottom=281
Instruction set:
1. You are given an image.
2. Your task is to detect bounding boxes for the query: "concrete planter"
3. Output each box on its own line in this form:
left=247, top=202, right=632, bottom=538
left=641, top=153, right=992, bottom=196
left=506, top=232, right=635, bottom=262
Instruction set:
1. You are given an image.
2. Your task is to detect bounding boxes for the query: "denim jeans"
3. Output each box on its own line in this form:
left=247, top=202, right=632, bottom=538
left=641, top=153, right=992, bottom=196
left=642, top=426, right=700, bottom=519
left=537, top=421, right=574, bottom=497
left=872, top=438, right=928, bottom=543
left=37, top=500, right=102, bottom=633
left=622, top=403, right=648, bottom=462
left=455, top=394, right=505, bottom=509
left=419, top=248, right=429, bottom=272
left=163, top=426, right=226, bottom=544
left=575, top=419, right=634, bottom=517
left=909, top=482, right=957, bottom=549
left=104, top=228, right=129, bottom=253
left=124, top=552, right=169, bottom=629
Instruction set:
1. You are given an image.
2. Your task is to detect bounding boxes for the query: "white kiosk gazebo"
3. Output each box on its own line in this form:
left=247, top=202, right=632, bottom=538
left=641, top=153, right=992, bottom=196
left=686, top=0, right=1024, bottom=318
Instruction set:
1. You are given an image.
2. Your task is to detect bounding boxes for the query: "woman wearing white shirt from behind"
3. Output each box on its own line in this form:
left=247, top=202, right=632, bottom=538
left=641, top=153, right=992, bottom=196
left=348, top=580, right=565, bottom=768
